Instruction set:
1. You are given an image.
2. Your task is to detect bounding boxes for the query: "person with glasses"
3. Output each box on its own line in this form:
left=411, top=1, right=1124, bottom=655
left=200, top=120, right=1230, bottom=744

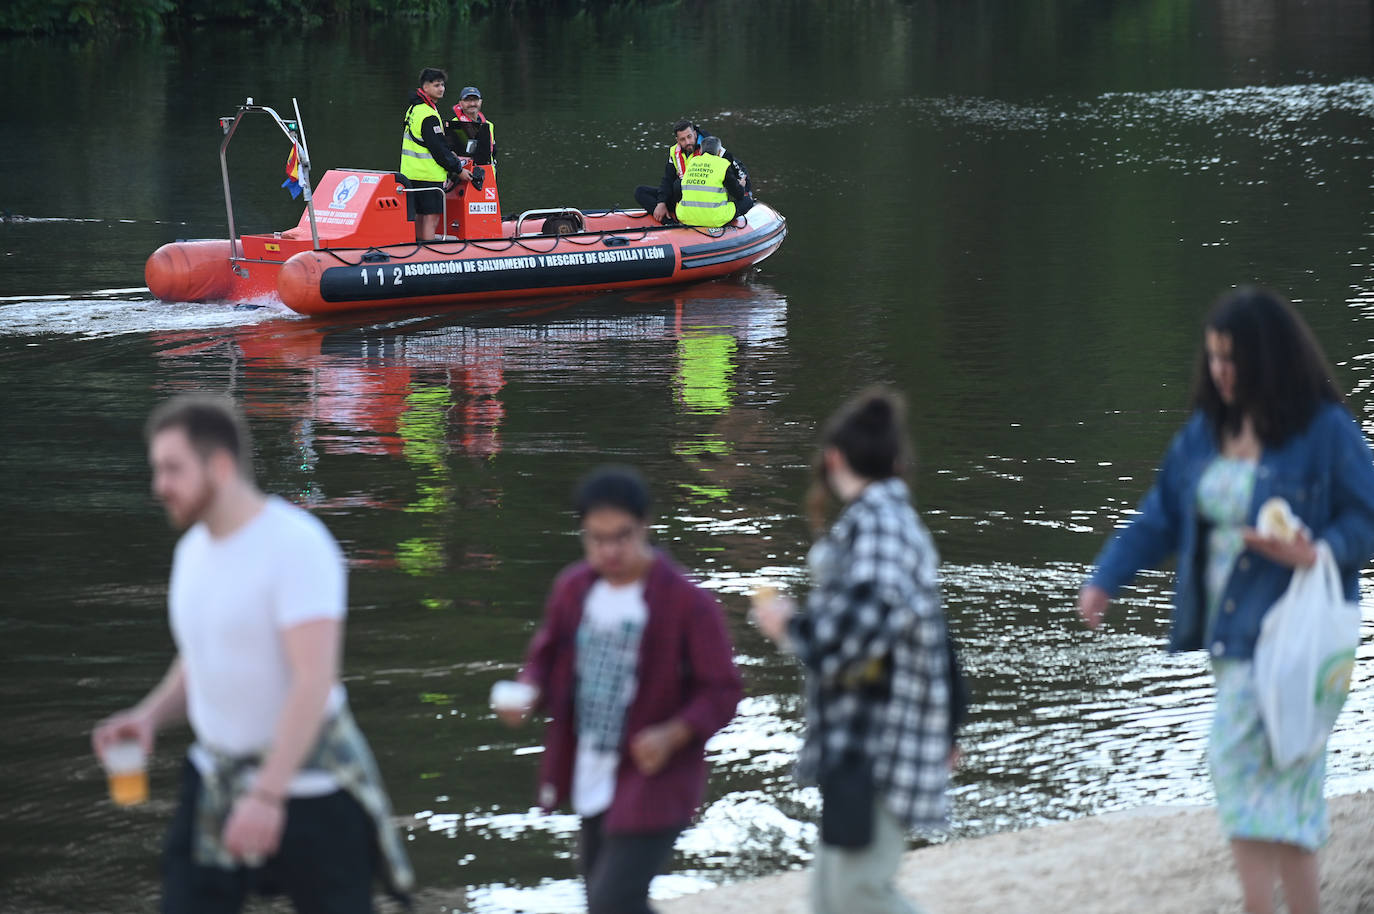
left=496, top=466, right=741, bottom=914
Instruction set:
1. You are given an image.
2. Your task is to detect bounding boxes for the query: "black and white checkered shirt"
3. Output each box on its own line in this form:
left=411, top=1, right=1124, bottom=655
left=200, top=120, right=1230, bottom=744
left=788, top=477, right=951, bottom=830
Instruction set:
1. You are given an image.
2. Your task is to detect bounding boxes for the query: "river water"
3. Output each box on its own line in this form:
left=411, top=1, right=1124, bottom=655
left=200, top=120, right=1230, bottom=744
left=3, top=2, right=1374, bottom=911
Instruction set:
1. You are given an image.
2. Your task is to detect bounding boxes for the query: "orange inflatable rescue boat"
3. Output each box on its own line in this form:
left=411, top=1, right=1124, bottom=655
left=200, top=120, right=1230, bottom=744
left=145, top=101, right=787, bottom=317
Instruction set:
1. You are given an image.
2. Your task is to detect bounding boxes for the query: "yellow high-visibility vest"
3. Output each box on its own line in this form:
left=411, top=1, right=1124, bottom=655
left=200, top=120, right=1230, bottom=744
left=676, top=155, right=735, bottom=227
left=400, top=101, right=447, bottom=182
left=667, top=142, right=692, bottom=177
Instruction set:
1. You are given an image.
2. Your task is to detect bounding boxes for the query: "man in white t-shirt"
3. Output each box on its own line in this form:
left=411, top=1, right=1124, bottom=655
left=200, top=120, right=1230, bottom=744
left=91, top=394, right=410, bottom=913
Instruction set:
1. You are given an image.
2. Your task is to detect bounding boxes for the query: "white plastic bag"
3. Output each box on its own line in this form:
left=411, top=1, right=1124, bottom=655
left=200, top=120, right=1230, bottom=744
left=1252, top=540, right=1361, bottom=769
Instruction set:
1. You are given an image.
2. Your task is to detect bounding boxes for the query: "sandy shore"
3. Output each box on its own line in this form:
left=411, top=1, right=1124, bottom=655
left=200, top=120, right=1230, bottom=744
left=659, top=792, right=1374, bottom=914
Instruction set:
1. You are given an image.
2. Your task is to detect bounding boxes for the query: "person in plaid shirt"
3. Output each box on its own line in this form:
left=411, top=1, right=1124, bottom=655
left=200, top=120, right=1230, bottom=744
left=754, top=388, right=959, bottom=914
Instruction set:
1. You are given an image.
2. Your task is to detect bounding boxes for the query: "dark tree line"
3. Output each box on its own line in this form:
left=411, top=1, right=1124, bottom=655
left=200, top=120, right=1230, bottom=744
left=0, top=0, right=633, bottom=35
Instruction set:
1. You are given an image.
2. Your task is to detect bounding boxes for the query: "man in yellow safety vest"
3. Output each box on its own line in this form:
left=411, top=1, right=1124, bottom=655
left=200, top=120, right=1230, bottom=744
left=400, top=67, right=475, bottom=242
left=674, top=136, right=754, bottom=229
left=633, top=120, right=753, bottom=225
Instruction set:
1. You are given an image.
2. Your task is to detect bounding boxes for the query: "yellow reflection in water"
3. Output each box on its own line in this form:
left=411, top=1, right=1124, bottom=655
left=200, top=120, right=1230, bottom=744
left=396, top=383, right=451, bottom=577
left=676, top=331, right=737, bottom=416
left=674, top=328, right=737, bottom=504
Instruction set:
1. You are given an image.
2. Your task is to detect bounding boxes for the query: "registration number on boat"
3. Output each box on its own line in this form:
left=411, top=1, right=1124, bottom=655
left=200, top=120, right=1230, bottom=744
left=468, top=202, right=498, bottom=214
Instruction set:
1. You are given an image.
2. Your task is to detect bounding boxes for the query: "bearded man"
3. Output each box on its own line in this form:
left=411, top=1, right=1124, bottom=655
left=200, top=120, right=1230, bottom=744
left=91, top=394, right=411, bottom=914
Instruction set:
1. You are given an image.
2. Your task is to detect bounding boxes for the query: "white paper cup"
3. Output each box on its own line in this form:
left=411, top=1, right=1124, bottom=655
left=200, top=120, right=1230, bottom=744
left=490, top=680, right=537, bottom=712
left=100, top=741, right=148, bottom=806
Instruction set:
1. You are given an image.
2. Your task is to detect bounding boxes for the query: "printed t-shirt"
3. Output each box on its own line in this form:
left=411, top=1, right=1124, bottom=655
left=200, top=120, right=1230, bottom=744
left=571, top=578, right=648, bottom=817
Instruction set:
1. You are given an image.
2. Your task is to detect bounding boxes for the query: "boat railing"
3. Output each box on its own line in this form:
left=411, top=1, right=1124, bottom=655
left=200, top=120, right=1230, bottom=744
left=396, top=183, right=447, bottom=214
left=217, top=98, right=319, bottom=260
left=515, top=207, right=586, bottom=236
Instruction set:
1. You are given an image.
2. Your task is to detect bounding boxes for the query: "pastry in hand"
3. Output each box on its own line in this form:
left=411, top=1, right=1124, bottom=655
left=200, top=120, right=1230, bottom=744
left=1257, top=496, right=1300, bottom=543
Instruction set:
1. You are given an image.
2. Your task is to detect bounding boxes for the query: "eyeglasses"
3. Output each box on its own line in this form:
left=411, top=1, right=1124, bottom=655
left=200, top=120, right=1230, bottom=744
left=580, top=525, right=641, bottom=548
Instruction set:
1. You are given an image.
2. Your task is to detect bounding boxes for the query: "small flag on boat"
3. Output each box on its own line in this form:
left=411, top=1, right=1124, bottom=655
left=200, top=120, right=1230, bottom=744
left=281, top=146, right=302, bottom=199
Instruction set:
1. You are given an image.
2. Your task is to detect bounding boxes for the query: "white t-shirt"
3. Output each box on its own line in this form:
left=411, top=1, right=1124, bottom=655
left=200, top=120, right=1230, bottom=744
left=571, top=578, right=648, bottom=818
left=170, top=496, right=347, bottom=796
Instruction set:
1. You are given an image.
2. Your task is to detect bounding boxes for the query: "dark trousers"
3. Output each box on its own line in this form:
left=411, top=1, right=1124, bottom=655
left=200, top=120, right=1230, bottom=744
left=578, top=814, right=683, bottom=914
left=634, top=185, right=666, bottom=214
left=162, top=759, right=377, bottom=914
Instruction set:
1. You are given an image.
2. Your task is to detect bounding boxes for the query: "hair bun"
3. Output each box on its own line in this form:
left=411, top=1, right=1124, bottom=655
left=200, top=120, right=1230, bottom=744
left=856, top=395, right=895, bottom=428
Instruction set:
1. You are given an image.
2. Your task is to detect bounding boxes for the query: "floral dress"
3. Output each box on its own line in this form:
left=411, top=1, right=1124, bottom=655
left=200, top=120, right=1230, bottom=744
left=1197, top=455, right=1328, bottom=850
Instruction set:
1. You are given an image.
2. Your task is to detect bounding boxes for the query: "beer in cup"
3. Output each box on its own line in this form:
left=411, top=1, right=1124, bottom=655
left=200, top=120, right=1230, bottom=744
left=101, top=740, right=148, bottom=807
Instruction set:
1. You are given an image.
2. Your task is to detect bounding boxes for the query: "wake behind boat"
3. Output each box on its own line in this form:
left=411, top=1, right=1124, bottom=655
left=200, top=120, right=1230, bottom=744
left=144, top=101, right=787, bottom=317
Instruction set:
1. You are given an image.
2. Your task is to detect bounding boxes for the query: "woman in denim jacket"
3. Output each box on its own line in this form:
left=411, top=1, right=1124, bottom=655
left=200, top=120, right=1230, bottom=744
left=1078, top=287, right=1374, bottom=914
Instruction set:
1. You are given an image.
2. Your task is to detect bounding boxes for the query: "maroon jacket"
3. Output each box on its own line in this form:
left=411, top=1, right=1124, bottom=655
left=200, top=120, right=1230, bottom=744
left=519, top=551, right=742, bottom=833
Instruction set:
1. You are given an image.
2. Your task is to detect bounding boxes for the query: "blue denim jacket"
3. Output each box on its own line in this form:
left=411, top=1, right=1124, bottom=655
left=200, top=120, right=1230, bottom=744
left=1088, top=402, right=1374, bottom=659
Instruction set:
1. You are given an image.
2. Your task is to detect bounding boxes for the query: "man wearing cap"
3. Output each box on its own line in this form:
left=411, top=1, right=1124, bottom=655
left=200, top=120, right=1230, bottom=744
left=447, top=86, right=497, bottom=170
left=634, top=120, right=752, bottom=225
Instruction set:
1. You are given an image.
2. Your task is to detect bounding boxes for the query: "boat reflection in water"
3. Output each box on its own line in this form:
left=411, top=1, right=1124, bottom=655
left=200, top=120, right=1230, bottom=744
left=149, top=278, right=811, bottom=908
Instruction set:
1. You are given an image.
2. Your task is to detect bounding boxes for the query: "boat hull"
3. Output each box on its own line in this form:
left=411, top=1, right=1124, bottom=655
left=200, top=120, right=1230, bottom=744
left=147, top=202, right=786, bottom=317
left=146, top=239, right=279, bottom=304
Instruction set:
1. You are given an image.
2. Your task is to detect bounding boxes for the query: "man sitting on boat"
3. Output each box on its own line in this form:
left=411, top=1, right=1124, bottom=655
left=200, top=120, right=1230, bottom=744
left=675, top=136, right=754, bottom=229
left=446, top=86, right=496, bottom=171
left=634, top=120, right=752, bottom=225
left=400, top=67, right=476, bottom=243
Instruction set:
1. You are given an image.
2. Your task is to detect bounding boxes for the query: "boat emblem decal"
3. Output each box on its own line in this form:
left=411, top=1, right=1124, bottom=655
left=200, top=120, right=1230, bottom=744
left=329, top=175, right=361, bottom=209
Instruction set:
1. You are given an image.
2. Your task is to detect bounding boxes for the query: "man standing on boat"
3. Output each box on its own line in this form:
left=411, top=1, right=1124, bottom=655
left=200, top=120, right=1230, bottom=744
left=634, top=120, right=753, bottom=225
left=91, top=394, right=412, bottom=913
left=675, top=136, right=754, bottom=228
left=447, top=86, right=496, bottom=171
left=401, top=67, right=475, bottom=242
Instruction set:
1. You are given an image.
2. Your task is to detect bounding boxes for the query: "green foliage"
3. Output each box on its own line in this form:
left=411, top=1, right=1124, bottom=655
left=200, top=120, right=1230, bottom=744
left=2, top=0, right=174, bottom=34
left=0, top=0, right=477, bottom=35
left=0, top=0, right=649, bottom=36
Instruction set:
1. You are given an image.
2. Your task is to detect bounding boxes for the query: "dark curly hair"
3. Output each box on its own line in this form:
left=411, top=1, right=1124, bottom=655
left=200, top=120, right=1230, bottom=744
left=1191, top=286, right=1342, bottom=446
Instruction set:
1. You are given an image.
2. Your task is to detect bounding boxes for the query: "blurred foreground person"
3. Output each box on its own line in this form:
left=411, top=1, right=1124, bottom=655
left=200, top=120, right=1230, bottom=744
left=753, top=388, right=959, bottom=914
left=496, top=466, right=741, bottom=914
left=92, top=394, right=412, bottom=914
left=1078, top=287, right=1374, bottom=914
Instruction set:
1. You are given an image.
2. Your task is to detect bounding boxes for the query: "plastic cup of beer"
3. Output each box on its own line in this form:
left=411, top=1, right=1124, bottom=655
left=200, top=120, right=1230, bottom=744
left=490, top=680, right=537, bottom=713
left=101, top=740, right=148, bottom=807
left=750, top=583, right=780, bottom=609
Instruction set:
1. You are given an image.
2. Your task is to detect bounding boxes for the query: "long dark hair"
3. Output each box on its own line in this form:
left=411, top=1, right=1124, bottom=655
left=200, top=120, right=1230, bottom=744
left=1191, top=286, right=1341, bottom=446
left=806, top=386, right=911, bottom=530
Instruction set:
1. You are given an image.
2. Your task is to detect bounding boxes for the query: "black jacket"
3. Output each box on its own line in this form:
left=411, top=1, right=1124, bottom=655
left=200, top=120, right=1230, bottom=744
left=446, top=112, right=495, bottom=167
